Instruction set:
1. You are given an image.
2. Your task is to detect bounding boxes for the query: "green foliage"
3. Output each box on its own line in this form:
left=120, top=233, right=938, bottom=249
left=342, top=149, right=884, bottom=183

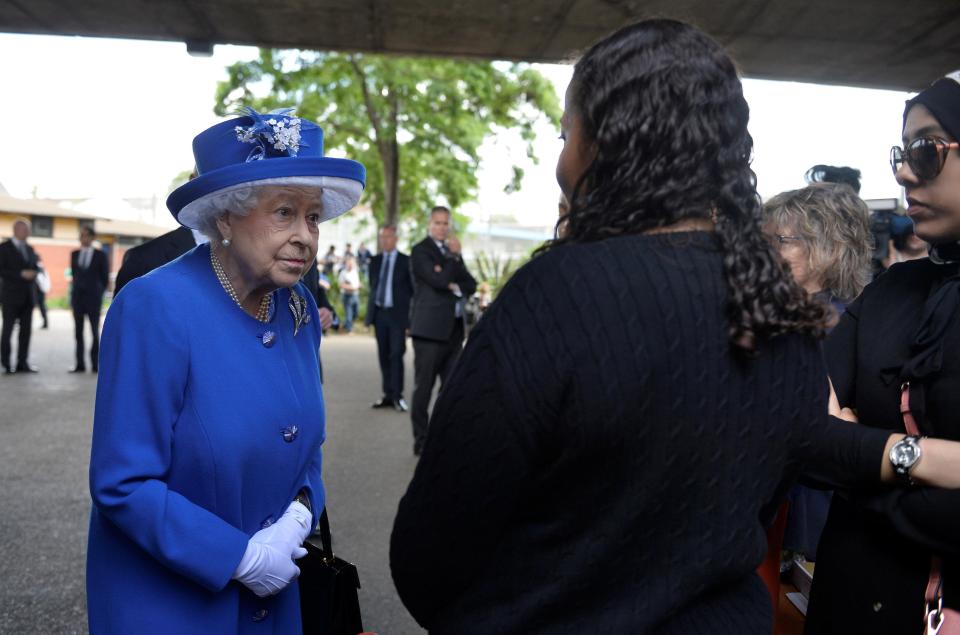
left=215, top=51, right=561, bottom=229
left=46, top=295, right=70, bottom=310
left=472, top=250, right=528, bottom=296
left=168, top=169, right=194, bottom=193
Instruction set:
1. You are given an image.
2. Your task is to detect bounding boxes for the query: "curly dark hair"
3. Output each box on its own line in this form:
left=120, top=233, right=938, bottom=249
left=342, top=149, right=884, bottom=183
left=542, top=19, right=827, bottom=354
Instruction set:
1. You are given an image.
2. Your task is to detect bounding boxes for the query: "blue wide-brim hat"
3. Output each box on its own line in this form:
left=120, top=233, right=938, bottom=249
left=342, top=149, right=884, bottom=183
left=167, top=107, right=366, bottom=228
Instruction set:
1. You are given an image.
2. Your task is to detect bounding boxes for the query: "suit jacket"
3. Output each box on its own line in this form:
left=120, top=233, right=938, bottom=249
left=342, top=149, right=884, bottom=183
left=409, top=238, right=477, bottom=341
left=114, top=226, right=196, bottom=295
left=71, top=248, right=109, bottom=313
left=0, top=239, right=39, bottom=306
left=365, top=251, right=414, bottom=328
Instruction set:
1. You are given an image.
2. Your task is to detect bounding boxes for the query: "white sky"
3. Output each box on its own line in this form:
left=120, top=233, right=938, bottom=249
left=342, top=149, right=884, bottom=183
left=0, top=33, right=912, bottom=229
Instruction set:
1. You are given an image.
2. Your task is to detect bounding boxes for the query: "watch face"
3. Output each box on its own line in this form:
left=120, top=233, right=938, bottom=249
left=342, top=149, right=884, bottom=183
left=892, top=440, right=920, bottom=466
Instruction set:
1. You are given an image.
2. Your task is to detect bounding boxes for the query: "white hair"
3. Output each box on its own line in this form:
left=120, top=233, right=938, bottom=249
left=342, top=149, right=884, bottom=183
left=177, top=176, right=324, bottom=241
left=191, top=185, right=261, bottom=241
left=179, top=176, right=347, bottom=240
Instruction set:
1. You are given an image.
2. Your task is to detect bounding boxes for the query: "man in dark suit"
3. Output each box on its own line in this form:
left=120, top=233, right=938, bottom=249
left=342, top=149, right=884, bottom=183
left=409, top=206, right=477, bottom=454
left=0, top=219, right=40, bottom=373
left=69, top=226, right=110, bottom=373
left=114, top=225, right=197, bottom=295
left=366, top=224, right=414, bottom=412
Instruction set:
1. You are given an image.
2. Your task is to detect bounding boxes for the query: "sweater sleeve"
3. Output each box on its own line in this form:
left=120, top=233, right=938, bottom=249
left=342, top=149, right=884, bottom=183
left=791, top=346, right=891, bottom=490
left=390, top=319, right=534, bottom=628
left=390, top=259, right=564, bottom=628
left=89, top=280, right=250, bottom=592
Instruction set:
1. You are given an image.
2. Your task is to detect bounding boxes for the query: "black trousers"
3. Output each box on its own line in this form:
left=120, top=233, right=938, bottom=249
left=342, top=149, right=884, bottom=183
left=73, top=306, right=102, bottom=369
left=411, top=322, right=464, bottom=450
left=373, top=308, right=406, bottom=400
left=1, top=297, right=33, bottom=370
left=35, top=290, right=48, bottom=326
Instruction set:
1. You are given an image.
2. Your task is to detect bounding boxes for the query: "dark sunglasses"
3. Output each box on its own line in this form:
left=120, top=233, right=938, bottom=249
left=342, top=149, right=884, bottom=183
left=890, top=136, right=960, bottom=181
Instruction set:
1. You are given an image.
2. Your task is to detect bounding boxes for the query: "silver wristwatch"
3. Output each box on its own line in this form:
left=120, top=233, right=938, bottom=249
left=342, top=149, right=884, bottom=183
left=889, top=435, right=923, bottom=485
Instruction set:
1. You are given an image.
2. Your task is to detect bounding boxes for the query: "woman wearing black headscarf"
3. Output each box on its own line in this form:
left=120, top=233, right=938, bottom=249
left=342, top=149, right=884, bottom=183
left=806, top=72, right=960, bottom=634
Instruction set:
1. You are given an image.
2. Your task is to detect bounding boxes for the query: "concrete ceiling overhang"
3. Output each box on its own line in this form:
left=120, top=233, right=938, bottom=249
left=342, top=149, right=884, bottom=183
left=1, top=0, right=957, bottom=91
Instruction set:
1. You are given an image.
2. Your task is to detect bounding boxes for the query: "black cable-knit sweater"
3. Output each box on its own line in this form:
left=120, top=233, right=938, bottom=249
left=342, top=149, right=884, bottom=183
left=390, top=231, right=890, bottom=634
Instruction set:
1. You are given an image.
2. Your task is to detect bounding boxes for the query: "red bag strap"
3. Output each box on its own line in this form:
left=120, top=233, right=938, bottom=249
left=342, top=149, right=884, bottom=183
left=925, top=557, right=944, bottom=604
left=900, top=382, right=921, bottom=436
left=901, top=382, right=945, bottom=609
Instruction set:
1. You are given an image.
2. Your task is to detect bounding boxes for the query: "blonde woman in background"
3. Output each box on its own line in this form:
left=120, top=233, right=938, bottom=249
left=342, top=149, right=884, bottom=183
left=762, top=183, right=873, bottom=601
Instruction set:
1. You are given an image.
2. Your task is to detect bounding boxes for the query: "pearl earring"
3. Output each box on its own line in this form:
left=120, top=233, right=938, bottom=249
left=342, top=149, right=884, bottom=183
left=221, top=238, right=231, bottom=247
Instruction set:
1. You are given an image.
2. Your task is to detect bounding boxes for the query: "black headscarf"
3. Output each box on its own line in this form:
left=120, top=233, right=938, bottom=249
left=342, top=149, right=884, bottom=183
left=903, top=71, right=960, bottom=144
left=899, top=72, right=960, bottom=427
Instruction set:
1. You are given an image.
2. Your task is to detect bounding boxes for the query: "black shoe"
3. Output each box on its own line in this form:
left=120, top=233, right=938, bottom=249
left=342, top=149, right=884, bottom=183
left=91, top=366, right=98, bottom=374
left=394, top=398, right=409, bottom=412
left=41, top=323, right=49, bottom=329
left=15, top=364, right=38, bottom=373
left=371, top=396, right=394, bottom=409
left=70, top=366, right=86, bottom=373
left=3, top=368, right=12, bottom=376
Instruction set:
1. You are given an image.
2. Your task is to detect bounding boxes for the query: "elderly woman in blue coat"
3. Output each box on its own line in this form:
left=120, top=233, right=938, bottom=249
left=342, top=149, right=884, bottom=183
left=86, top=108, right=364, bottom=633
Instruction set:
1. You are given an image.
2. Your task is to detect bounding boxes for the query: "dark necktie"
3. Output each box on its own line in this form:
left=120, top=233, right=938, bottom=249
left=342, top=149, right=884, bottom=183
left=375, top=254, right=389, bottom=307
left=18, top=243, right=28, bottom=261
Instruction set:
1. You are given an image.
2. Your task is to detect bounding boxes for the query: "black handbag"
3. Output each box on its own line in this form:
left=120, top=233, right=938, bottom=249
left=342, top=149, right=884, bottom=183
left=299, top=509, right=364, bottom=635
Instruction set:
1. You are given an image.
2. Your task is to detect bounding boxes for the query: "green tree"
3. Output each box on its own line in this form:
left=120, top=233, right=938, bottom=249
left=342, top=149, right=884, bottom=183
left=215, top=51, right=561, bottom=230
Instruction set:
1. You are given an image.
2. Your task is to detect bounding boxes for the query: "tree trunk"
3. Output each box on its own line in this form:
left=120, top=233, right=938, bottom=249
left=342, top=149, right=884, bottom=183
left=382, top=133, right=399, bottom=227
left=348, top=55, right=400, bottom=228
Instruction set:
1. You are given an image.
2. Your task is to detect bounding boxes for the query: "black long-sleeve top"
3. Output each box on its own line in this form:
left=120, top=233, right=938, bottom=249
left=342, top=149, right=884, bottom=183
left=806, top=258, right=960, bottom=634
left=390, top=232, right=890, bottom=634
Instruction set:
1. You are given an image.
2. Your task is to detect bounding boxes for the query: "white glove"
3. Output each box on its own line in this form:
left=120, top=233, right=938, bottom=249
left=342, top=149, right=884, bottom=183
left=232, top=501, right=312, bottom=597
left=233, top=538, right=305, bottom=597
left=266, top=500, right=313, bottom=553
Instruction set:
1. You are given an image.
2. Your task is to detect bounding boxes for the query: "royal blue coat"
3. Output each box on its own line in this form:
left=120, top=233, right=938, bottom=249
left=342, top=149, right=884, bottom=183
left=87, top=244, right=325, bottom=634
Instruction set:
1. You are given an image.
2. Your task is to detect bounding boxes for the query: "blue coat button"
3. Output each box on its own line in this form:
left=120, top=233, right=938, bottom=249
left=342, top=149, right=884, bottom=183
left=252, top=608, right=268, bottom=622
left=281, top=425, right=299, bottom=443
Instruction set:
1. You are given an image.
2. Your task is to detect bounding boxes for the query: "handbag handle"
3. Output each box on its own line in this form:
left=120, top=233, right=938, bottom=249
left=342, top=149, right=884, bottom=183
left=318, top=507, right=334, bottom=559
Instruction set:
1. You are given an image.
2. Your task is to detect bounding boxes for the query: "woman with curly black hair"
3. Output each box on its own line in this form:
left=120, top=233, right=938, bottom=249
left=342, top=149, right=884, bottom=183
left=390, top=20, right=960, bottom=633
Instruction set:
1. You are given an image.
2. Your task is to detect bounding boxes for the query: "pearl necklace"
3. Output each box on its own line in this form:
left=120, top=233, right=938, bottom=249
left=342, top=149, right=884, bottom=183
left=210, top=248, right=272, bottom=322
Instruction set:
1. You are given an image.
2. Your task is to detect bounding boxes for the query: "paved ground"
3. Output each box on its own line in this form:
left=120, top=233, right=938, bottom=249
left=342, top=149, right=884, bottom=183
left=0, top=309, right=426, bottom=634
